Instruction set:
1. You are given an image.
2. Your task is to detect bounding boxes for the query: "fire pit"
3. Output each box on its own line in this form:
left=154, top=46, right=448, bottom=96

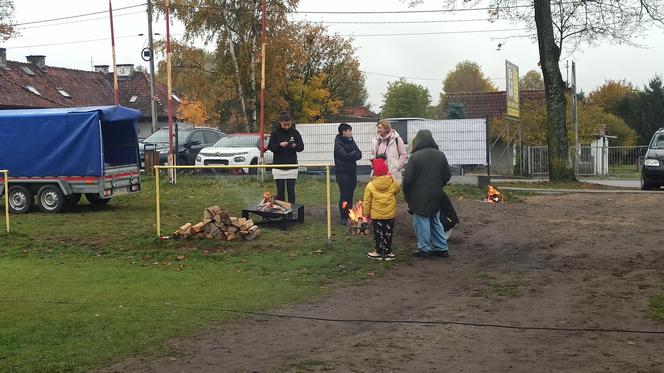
left=343, top=201, right=371, bottom=235
left=242, top=191, right=304, bottom=229
left=485, top=185, right=504, bottom=203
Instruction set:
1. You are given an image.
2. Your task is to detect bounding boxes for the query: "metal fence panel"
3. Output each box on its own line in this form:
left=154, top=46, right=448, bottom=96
left=295, top=119, right=488, bottom=169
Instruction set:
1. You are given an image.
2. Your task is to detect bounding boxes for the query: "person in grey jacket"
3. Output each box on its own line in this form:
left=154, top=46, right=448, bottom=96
left=403, top=129, right=452, bottom=258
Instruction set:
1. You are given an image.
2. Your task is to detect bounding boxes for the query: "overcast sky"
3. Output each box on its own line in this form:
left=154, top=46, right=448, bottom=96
left=3, top=0, right=663, bottom=111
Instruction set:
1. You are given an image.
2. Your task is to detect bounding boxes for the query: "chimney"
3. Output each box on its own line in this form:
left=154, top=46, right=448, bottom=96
left=26, top=55, right=46, bottom=69
left=0, top=48, right=6, bottom=69
left=94, top=65, right=110, bottom=74
left=116, top=64, right=134, bottom=77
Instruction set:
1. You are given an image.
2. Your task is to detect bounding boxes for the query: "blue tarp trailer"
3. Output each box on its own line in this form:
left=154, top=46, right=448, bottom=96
left=0, top=106, right=143, bottom=213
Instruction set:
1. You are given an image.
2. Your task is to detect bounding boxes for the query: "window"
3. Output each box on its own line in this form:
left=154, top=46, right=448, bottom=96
left=25, top=85, right=41, bottom=96
left=203, top=130, right=223, bottom=144
left=129, top=95, right=138, bottom=103
left=213, top=135, right=259, bottom=148
left=171, top=93, right=181, bottom=103
left=57, top=89, right=71, bottom=98
left=191, top=131, right=205, bottom=145
left=20, top=66, right=36, bottom=76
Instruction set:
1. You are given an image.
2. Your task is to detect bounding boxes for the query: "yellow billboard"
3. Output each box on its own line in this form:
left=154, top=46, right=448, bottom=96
left=505, top=60, right=519, bottom=118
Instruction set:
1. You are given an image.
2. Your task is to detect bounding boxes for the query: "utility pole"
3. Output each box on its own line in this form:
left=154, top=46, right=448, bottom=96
left=108, top=0, right=120, bottom=105
left=165, top=0, right=176, bottom=184
left=259, top=0, right=267, bottom=183
left=572, top=61, right=579, bottom=177
left=147, top=0, right=158, bottom=134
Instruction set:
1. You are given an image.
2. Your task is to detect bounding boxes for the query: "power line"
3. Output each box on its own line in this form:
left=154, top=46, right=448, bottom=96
left=297, top=18, right=494, bottom=25
left=3, top=299, right=664, bottom=336
left=15, top=10, right=147, bottom=31
left=291, top=5, right=532, bottom=14
left=341, top=28, right=527, bottom=37
left=7, top=34, right=144, bottom=50
left=361, top=70, right=505, bottom=83
left=12, top=3, right=146, bottom=27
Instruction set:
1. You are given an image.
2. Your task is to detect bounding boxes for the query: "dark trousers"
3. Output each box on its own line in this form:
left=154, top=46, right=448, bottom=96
left=275, top=179, right=296, bottom=203
left=336, top=172, right=357, bottom=221
left=373, top=219, right=394, bottom=255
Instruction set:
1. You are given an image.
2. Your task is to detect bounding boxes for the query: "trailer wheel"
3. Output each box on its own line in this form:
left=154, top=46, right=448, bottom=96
left=38, top=185, right=65, bottom=213
left=65, top=193, right=82, bottom=209
left=85, top=193, right=111, bottom=207
left=8, top=185, right=34, bottom=214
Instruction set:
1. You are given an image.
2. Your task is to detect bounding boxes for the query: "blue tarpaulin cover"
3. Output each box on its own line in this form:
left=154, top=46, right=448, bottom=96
left=0, top=106, right=142, bottom=177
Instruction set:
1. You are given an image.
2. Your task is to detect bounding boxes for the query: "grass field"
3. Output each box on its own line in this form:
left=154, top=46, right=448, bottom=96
left=0, top=174, right=387, bottom=371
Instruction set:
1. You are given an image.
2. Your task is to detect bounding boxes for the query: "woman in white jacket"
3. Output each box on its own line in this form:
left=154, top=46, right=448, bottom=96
left=371, top=119, right=408, bottom=182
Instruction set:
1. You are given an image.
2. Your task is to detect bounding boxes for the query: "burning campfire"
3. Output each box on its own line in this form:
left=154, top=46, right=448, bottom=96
left=257, top=191, right=292, bottom=213
left=486, top=185, right=504, bottom=203
left=342, top=201, right=371, bottom=235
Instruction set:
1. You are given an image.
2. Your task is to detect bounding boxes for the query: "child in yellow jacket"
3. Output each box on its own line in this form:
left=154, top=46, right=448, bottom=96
left=364, top=157, right=401, bottom=260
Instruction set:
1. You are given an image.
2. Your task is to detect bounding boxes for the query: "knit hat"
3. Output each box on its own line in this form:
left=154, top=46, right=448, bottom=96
left=371, top=158, right=389, bottom=176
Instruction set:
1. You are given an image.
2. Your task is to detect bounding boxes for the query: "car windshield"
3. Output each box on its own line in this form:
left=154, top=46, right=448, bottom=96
left=650, top=134, right=664, bottom=149
left=144, top=129, right=192, bottom=144
left=213, top=135, right=259, bottom=148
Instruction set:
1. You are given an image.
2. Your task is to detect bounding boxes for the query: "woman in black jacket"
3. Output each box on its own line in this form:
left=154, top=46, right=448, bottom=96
left=334, top=123, right=362, bottom=224
left=267, top=112, right=304, bottom=203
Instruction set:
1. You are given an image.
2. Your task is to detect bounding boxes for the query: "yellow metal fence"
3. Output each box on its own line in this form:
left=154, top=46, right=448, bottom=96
left=1, top=170, right=9, bottom=233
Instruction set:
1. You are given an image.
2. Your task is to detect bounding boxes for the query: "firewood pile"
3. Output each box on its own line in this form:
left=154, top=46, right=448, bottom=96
left=172, top=206, right=261, bottom=241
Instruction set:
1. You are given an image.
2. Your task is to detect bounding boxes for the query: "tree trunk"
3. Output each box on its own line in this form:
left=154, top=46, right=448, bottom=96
left=248, top=32, right=258, bottom=132
left=227, top=36, right=250, bottom=132
left=534, top=0, right=576, bottom=182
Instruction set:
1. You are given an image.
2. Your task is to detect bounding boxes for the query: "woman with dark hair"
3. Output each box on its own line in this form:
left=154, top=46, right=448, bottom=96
left=267, top=112, right=304, bottom=203
left=334, top=122, right=362, bottom=224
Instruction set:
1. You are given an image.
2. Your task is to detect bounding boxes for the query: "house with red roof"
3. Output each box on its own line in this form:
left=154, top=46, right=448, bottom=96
left=0, top=47, right=179, bottom=138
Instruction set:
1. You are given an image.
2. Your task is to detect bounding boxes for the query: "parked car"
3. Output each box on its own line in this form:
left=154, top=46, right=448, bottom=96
left=139, top=125, right=225, bottom=167
left=195, top=133, right=272, bottom=173
left=642, top=127, right=664, bottom=190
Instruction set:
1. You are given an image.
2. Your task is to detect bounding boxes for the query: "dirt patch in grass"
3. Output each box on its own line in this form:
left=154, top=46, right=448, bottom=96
left=103, top=193, right=664, bottom=372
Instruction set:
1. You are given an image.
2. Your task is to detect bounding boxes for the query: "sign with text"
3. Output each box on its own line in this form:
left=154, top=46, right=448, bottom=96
left=505, top=60, right=520, bottom=118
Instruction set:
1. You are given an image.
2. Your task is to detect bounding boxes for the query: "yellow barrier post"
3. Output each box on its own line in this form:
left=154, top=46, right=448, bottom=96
left=326, top=165, right=331, bottom=247
left=1, top=170, right=9, bottom=233
left=155, top=166, right=161, bottom=237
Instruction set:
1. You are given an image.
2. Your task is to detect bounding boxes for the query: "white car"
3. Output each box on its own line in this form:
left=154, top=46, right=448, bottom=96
left=195, top=133, right=272, bottom=174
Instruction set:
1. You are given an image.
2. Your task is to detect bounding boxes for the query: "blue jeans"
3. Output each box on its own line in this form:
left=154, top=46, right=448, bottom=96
left=412, top=212, right=448, bottom=253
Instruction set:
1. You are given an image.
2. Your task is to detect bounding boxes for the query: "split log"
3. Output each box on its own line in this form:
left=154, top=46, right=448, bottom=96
left=226, top=232, right=238, bottom=241
left=191, top=222, right=207, bottom=233
left=243, top=229, right=261, bottom=241
left=175, top=223, right=192, bottom=237
left=240, top=219, right=254, bottom=231
left=273, top=200, right=291, bottom=209
left=226, top=225, right=240, bottom=234
left=203, top=206, right=222, bottom=220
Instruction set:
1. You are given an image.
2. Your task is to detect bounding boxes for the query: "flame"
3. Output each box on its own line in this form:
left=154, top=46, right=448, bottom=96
left=486, top=185, right=504, bottom=203
left=345, top=201, right=364, bottom=222
left=341, top=201, right=348, bottom=209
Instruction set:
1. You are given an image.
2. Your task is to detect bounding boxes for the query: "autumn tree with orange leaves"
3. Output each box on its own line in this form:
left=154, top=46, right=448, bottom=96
left=158, top=1, right=367, bottom=132
left=176, top=97, right=210, bottom=126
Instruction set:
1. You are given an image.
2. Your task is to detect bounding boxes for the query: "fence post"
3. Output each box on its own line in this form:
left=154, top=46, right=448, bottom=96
left=2, top=170, right=9, bottom=233
left=485, top=117, right=491, bottom=178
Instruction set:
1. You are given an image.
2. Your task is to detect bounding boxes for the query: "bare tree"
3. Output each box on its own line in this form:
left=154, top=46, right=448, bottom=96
left=411, top=0, right=663, bottom=181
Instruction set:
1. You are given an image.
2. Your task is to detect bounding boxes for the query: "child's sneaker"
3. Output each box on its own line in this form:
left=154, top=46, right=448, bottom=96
left=383, top=252, right=396, bottom=261
left=367, top=251, right=382, bottom=260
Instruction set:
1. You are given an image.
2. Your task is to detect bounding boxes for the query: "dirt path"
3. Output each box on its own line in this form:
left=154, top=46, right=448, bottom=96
left=103, top=193, right=664, bottom=372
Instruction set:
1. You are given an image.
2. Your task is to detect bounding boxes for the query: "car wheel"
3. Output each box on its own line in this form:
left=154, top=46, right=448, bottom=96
left=8, top=185, right=34, bottom=214
left=38, top=185, right=66, bottom=213
left=86, top=193, right=111, bottom=207
left=248, top=158, right=258, bottom=175
left=641, top=173, right=654, bottom=190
